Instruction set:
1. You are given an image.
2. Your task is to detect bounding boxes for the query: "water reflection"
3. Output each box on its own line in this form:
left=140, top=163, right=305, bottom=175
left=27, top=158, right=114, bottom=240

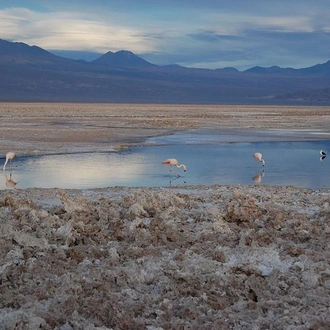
left=1, top=139, right=330, bottom=189
left=16, top=152, right=151, bottom=189
left=4, top=172, right=19, bottom=188
left=252, top=171, right=265, bottom=184
left=167, top=173, right=187, bottom=187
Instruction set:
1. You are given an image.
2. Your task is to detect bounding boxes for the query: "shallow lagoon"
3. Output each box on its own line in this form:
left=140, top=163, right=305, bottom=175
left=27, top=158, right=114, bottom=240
left=2, top=129, right=330, bottom=190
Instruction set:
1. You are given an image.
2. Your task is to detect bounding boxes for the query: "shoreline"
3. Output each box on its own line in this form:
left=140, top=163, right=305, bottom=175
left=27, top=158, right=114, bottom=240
left=1, top=103, right=330, bottom=156
left=2, top=126, right=330, bottom=160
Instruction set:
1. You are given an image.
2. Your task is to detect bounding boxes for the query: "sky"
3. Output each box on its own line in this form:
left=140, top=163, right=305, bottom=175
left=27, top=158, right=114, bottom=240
left=1, top=0, right=330, bottom=70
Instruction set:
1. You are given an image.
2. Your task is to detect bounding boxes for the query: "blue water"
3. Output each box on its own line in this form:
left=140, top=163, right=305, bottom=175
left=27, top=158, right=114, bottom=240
left=2, top=138, right=330, bottom=190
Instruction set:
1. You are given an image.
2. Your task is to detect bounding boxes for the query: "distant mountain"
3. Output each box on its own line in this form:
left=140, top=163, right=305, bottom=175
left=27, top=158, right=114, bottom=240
left=297, top=60, right=330, bottom=76
left=246, top=62, right=330, bottom=76
left=0, top=38, right=330, bottom=104
left=215, top=67, right=239, bottom=73
left=245, top=65, right=297, bottom=75
left=0, top=38, right=73, bottom=65
left=0, top=39, right=50, bottom=57
left=91, top=50, right=156, bottom=68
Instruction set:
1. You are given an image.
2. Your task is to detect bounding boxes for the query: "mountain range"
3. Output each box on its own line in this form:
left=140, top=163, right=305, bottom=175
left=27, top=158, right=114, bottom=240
left=1, top=38, right=330, bottom=104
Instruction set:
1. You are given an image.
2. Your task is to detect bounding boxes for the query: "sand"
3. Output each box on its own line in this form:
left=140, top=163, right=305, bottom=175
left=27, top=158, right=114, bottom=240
left=0, top=103, right=330, bottom=330
left=1, top=103, right=330, bottom=154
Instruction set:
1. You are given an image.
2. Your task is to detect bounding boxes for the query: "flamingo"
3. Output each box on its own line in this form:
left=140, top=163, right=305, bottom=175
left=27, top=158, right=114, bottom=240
left=162, top=158, right=187, bottom=172
left=253, top=152, right=265, bottom=166
left=3, top=151, right=16, bottom=171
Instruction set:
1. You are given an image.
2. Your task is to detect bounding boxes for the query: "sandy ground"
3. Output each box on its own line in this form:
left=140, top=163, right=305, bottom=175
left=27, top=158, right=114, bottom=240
left=1, top=103, right=330, bottom=330
left=1, top=103, right=330, bottom=155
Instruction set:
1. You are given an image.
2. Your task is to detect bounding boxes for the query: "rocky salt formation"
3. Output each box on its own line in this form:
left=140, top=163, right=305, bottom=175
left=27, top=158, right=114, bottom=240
left=0, top=185, right=330, bottom=330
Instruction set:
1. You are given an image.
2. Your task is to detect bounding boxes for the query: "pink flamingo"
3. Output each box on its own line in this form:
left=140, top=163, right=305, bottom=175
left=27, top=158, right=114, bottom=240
left=3, top=151, right=16, bottom=171
left=253, top=152, right=265, bottom=166
left=162, top=158, right=187, bottom=172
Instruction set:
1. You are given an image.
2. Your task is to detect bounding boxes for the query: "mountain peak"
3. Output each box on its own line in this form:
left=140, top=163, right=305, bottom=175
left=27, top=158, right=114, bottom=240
left=91, top=50, right=155, bottom=68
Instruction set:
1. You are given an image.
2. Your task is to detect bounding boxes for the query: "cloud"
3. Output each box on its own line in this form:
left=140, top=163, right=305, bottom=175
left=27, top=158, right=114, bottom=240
left=154, top=11, right=330, bottom=69
left=0, top=7, right=158, bottom=53
left=1, top=2, right=330, bottom=70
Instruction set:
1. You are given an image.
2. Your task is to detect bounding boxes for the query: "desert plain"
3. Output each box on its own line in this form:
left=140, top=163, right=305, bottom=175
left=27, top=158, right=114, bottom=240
left=0, top=103, right=330, bottom=330
left=1, top=103, right=330, bottom=154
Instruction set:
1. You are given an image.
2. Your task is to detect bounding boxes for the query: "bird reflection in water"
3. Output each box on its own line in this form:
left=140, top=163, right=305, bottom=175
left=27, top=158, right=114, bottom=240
left=5, top=172, right=19, bottom=188
left=252, top=170, right=265, bottom=184
left=169, top=174, right=187, bottom=187
left=320, top=150, right=326, bottom=161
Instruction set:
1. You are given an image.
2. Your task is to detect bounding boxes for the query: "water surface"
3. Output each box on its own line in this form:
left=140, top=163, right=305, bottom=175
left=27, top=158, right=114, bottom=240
left=2, top=136, right=330, bottom=190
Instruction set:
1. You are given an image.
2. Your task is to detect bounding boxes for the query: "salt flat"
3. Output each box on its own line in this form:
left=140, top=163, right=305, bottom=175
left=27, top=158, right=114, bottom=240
left=0, top=103, right=330, bottom=329
left=1, top=103, right=330, bottom=155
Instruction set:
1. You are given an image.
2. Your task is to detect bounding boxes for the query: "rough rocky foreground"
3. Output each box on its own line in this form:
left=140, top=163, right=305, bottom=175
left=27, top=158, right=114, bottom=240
left=1, top=184, right=329, bottom=330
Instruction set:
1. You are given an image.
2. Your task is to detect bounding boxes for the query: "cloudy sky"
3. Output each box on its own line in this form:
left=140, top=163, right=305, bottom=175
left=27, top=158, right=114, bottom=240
left=1, top=0, right=330, bottom=70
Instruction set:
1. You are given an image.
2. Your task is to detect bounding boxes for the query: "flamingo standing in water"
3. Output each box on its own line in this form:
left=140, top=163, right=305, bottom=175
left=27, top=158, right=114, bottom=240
left=3, top=151, right=16, bottom=171
left=253, top=152, right=265, bottom=166
left=162, top=158, right=187, bottom=172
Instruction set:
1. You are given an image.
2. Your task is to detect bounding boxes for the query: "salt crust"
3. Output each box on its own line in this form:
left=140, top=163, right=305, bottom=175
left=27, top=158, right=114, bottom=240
left=0, top=184, right=329, bottom=329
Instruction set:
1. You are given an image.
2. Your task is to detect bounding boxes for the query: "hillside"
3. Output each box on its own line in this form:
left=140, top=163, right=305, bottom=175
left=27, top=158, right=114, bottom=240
left=1, top=39, right=330, bottom=104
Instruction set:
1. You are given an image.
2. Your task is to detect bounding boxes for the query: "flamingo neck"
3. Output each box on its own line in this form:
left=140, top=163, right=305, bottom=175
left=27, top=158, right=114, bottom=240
left=176, top=164, right=187, bottom=171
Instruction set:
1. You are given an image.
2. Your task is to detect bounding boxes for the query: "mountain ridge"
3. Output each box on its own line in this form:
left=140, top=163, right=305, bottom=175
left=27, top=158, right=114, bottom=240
left=1, top=38, right=330, bottom=104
